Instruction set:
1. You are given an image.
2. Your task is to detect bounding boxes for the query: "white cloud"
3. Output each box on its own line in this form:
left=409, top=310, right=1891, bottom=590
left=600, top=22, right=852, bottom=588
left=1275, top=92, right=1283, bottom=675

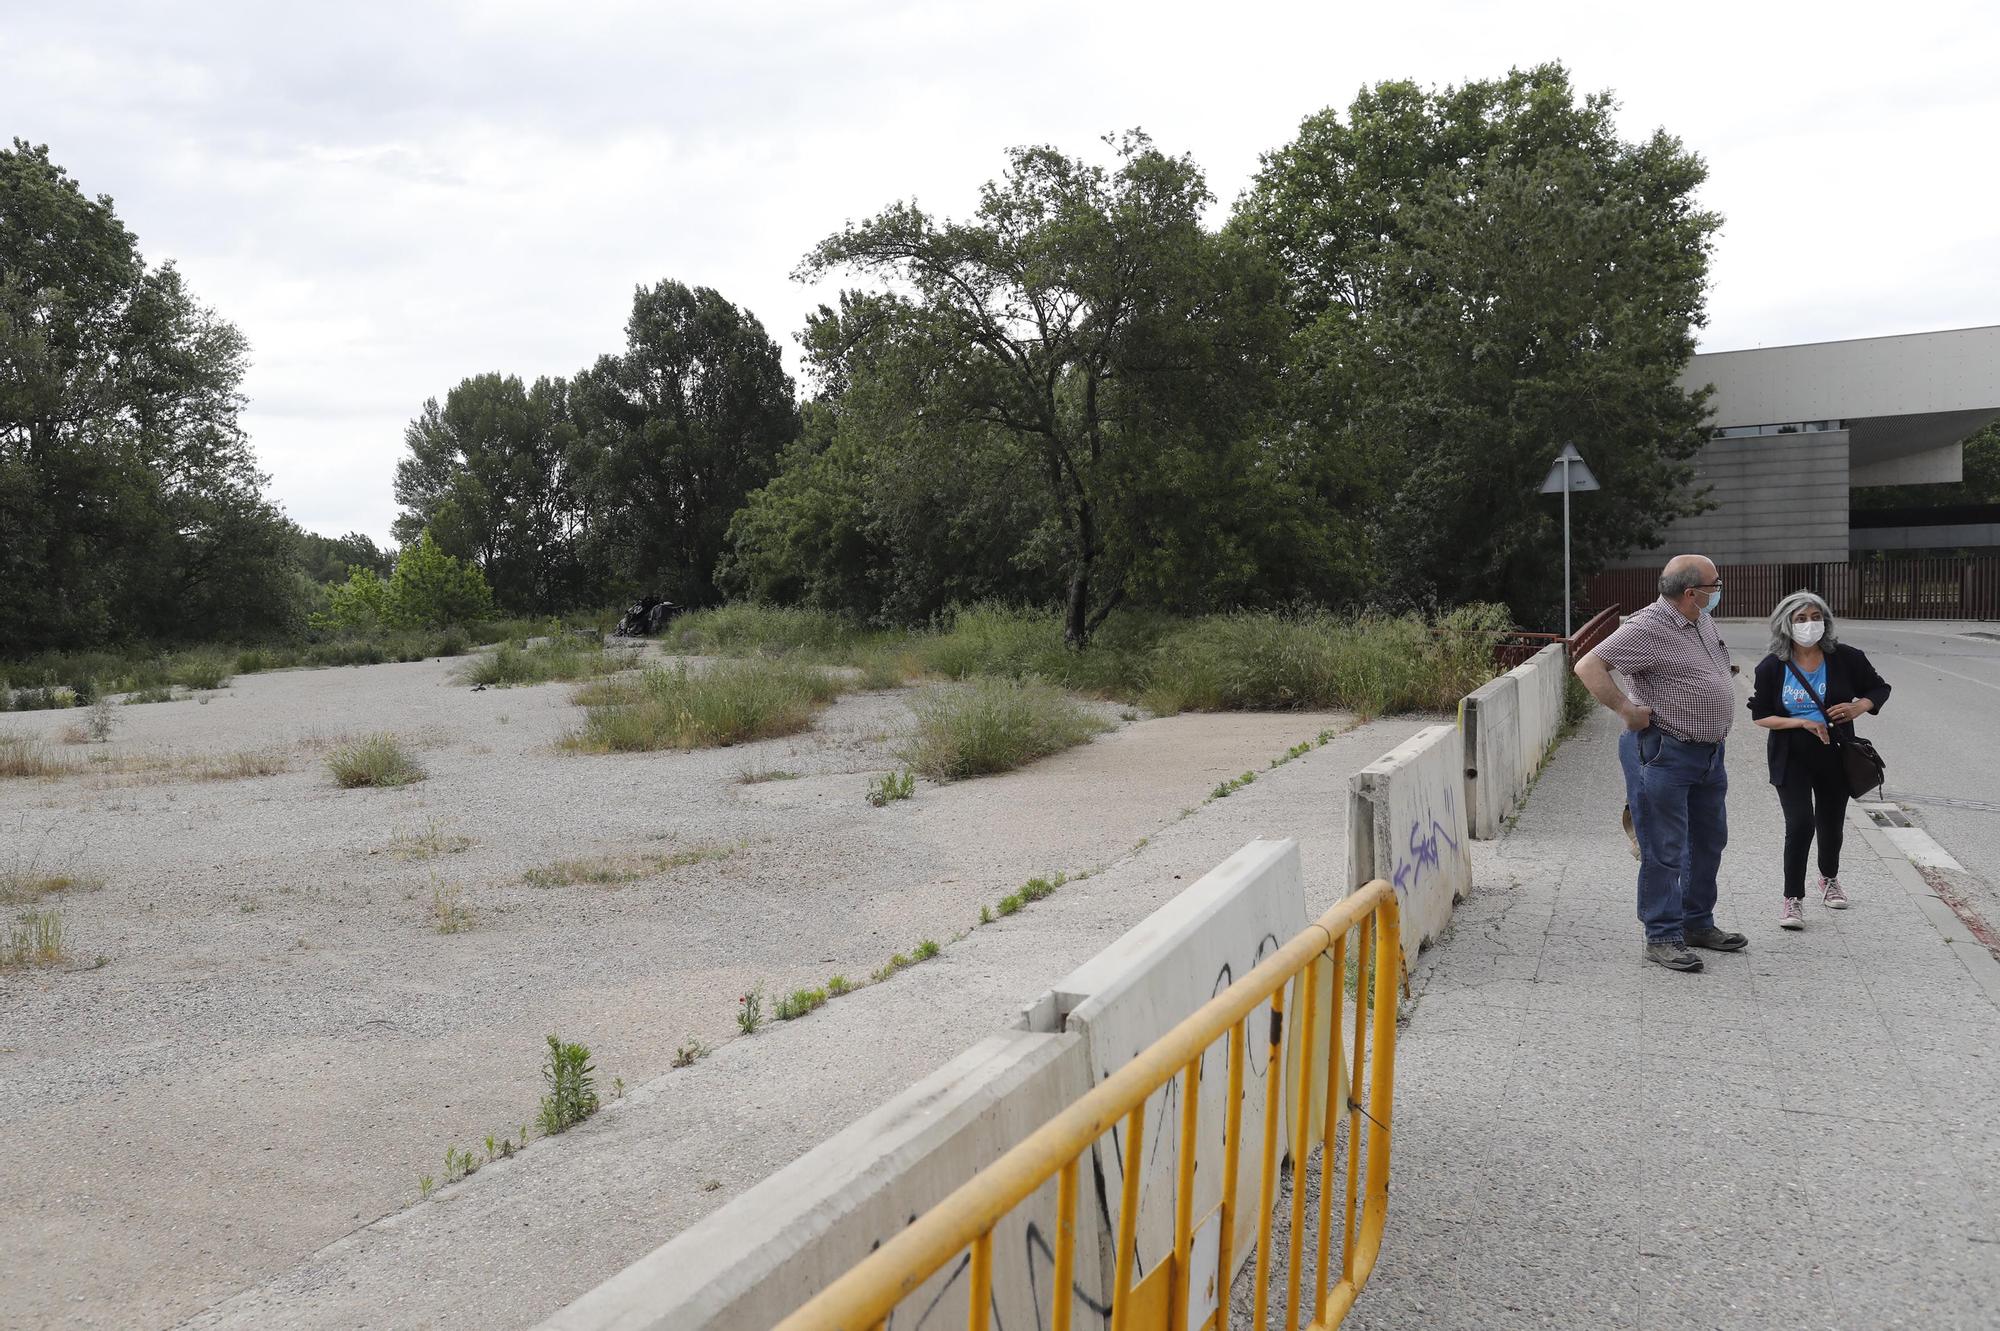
left=5, top=0, right=1996, bottom=541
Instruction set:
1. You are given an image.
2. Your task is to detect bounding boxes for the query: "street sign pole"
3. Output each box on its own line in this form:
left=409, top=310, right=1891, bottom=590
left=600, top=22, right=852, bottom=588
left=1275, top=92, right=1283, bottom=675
left=1540, top=443, right=1600, bottom=642
left=1563, top=452, right=1572, bottom=639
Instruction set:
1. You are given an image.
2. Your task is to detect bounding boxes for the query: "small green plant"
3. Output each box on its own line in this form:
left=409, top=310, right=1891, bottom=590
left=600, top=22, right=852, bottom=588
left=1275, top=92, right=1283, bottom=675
left=866, top=770, right=916, bottom=806
left=484, top=1134, right=499, bottom=1161
left=443, top=1144, right=480, bottom=1184
left=2, top=909, right=66, bottom=970
left=827, top=973, right=851, bottom=997
left=536, top=1035, right=600, bottom=1135
left=979, top=904, right=993, bottom=925
left=418, top=1175, right=435, bottom=1200
left=673, top=1037, right=709, bottom=1068
left=775, top=986, right=829, bottom=1020
left=911, top=939, right=940, bottom=962
left=1210, top=770, right=1257, bottom=800
left=327, top=733, right=426, bottom=788
left=737, top=986, right=765, bottom=1033
left=1020, top=872, right=1066, bottom=903
left=431, top=880, right=475, bottom=933
left=997, top=893, right=1024, bottom=917
left=85, top=697, right=118, bottom=742
left=613, top=1076, right=625, bottom=1100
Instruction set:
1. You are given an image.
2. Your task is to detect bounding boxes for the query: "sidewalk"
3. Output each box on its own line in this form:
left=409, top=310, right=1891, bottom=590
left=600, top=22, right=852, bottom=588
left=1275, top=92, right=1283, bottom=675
left=1351, top=706, right=2000, bottom=1331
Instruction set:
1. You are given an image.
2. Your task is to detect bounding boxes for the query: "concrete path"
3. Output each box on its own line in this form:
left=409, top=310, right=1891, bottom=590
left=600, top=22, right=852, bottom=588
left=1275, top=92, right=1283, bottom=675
left=1351, top=704, right=2000, bottom=1330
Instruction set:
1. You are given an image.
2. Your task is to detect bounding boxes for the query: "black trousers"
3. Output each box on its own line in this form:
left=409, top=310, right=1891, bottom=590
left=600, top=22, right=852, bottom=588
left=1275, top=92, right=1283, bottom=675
left=1775, top=734, right=1848, bottom=898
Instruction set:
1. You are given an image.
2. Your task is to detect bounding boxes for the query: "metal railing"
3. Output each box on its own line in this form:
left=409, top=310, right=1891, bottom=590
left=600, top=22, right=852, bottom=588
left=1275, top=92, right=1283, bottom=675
left=1587, top=555, right=2000, bottom=620
left=773, top=880, right=1403, bottom=1331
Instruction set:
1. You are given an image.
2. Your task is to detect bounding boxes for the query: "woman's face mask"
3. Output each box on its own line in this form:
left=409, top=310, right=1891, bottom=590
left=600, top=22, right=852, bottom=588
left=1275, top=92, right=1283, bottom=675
left=1791, top=618, right=1825, bottom=646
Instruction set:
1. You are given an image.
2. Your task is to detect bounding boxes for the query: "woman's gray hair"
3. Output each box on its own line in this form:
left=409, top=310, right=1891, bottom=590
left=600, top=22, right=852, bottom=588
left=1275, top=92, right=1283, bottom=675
left=1768, top=590, right=1838, bottom=660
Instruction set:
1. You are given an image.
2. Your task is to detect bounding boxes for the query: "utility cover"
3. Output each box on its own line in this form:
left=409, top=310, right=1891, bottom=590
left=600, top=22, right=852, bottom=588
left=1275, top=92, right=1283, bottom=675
left=1540, top=442, right=1601, bottom=492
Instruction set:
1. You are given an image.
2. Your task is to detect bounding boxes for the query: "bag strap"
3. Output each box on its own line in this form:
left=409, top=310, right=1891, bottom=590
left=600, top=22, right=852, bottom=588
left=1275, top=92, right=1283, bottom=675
left=1783, top=658, right=1843, bottom=745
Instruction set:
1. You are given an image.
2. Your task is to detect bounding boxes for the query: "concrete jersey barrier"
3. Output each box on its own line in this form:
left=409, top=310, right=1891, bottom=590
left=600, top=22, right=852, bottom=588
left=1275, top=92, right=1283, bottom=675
left=1347, top=724, right=1472, bottom=962
left=1016, top=838, right=1334, bottom=1302
left=1462, top=643, right=1568, bottom=839
left=542, top=1031, right=1096, bottom=1331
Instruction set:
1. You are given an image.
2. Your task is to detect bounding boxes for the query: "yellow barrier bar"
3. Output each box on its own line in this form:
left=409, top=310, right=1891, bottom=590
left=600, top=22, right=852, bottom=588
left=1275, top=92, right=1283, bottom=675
left=1170, top=1055, right=1201, bottom=1331
left=1314, top=931, right=1347, bottom=1320
left=773, top=881, right=1400, bottom=1331
left=1215, top=1017, right=1246, bottom=1331
left=1342, top=919, right=1367, bottom=1287
left=1360, top=914, right=1398, bottom=1282
left=1052, top=1158, right=1076, bottom=1331
left=967, top=1231, right=992, bottom=1331
left=1284, top=955, right=1321, bottom=1331
left=1109, top=1105, right=1145, bottom=1331
left=1249, top=979, right=1286, bottom=1331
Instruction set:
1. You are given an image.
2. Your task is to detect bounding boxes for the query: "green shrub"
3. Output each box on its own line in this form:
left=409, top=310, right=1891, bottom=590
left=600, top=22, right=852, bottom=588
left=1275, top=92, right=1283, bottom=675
left=235, top=648, right=275, bottom=675
left=900, top=677, right=1110, bottom=781
left=668, top=604, right=871, bottom=661
left=911, top=938, right=940, bottom=961
left=536, top=1035, right=600, bottom=1135
left=327, top=734, right=426, bottom=788
left=866, top=770, right=916, bottom=806
left=171, top=653, right=232, bottom=691
left=566, top=659, right=848, bottom=753
left=459, top=638, right=627, bottom=688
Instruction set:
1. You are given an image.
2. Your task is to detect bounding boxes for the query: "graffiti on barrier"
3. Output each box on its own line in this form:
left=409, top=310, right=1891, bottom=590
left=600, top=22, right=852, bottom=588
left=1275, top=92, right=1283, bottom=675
left=1390, top=783, right=1462, bottom=902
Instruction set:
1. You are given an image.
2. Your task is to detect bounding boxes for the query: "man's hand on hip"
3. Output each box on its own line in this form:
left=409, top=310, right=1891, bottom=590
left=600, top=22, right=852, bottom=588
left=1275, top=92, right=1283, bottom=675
left=1621, top=703, right=1654, bottom=732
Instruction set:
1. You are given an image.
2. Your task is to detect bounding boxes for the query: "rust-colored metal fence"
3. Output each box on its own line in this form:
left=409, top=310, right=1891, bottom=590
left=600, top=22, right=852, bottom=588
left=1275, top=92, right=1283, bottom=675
left=1586, top=556, right=2000, bottom=621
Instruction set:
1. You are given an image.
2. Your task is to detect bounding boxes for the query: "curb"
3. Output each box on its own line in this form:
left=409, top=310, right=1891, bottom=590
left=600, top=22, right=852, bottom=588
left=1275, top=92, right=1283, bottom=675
left=1849, top=805, right=2000, bottom=1009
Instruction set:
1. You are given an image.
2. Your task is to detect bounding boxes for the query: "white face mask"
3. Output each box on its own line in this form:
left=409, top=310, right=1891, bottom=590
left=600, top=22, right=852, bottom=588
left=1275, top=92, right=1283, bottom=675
left=1791, top=619, right=1826, bottom=646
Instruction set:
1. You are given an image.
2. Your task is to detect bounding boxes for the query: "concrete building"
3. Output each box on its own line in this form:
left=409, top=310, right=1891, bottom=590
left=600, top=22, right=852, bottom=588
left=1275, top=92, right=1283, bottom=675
left=1610, top=324, right=2000, bottom=567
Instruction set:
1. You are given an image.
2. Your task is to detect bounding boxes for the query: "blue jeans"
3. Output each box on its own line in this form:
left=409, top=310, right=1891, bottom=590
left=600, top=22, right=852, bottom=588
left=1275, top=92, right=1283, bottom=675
left=1618, top=727, right=1728, bottom=942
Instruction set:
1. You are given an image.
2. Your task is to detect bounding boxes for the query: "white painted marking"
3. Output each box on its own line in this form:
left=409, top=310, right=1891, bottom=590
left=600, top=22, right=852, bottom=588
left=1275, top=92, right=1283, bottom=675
left=1884, top=826, right=1967, bottom=871
left=1881, top=653, right=2000, bottom=693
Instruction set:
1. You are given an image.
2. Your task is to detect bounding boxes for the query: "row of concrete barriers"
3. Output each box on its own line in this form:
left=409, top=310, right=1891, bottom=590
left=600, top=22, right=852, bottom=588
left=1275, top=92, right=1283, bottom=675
left=543, top=643, right=1574, bottom=1330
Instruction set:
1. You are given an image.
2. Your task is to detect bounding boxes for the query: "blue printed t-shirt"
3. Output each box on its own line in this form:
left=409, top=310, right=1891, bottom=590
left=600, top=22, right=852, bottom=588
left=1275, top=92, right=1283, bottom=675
left=1781, top=660, right=1827, bottom=724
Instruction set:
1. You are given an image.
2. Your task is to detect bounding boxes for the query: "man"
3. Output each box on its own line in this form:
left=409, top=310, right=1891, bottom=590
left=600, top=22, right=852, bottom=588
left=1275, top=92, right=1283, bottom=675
left=1574, top=554, right=1748, bottom=972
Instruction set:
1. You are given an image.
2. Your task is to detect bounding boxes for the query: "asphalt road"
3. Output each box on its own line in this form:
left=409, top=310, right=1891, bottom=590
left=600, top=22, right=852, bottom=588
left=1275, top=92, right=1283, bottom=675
left=1719, top=617, right=2000, bottom=901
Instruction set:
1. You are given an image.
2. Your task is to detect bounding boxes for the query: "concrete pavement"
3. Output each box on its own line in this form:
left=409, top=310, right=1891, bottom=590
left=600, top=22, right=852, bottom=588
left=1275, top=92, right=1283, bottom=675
left=1347, top=698, right=2000, bottom=1329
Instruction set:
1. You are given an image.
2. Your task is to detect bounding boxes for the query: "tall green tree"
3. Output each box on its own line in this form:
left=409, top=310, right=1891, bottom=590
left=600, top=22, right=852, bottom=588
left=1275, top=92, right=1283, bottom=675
left=1235, top=65, right=1721, bottom=624
left=392, top=372, right=601, bottom=613
left=578, top=280, right=799, bottom=605
left=1, top=140, right=300, bottom=651
left=796, top=133, right=1288, bottom=646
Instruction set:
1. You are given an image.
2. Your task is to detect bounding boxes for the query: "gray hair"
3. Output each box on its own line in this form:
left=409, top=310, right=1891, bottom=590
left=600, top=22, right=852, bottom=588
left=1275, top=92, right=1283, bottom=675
left=1768, top=590, right=1838, bottom=660
left=1658, top=560, right=1710, bottom=601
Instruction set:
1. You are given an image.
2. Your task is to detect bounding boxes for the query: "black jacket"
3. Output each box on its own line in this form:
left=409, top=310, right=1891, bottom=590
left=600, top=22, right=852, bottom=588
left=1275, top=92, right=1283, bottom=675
left=1747, top=643, right=1891, bottom=786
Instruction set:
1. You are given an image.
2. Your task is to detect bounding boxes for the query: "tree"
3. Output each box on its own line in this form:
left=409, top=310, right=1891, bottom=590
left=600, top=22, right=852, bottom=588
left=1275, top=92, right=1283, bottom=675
left=1, top=140, right=301, bottom=650
left=1234, top=66, right=1721, bottom=624
left=386, top=528, right=495, bottom=627
left=579, top=281, right=799, bottom=605
left=295, top=528, right=393, bottom=585
left=392, top=373, right=601, bottom=614
left=798, top=133, right=1286, bottom=647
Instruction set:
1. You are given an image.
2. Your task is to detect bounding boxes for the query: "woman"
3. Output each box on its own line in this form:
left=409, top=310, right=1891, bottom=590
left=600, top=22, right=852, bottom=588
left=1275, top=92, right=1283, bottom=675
left=1747, top=592, right=1891, bottom=930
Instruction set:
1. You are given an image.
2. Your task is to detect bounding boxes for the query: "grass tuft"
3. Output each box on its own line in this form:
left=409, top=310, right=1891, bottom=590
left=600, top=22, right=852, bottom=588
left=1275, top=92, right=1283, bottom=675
left=866, top=769, right=916, bottom=806
left=327, top=733, right=426, bottom=788
left=565, top=659, right=848, bottom=753
left=2, top=909, right=66, bottom=970
left=521, top=844, right=734, bottom=888
left=431, top=880, right=476, bottom=933
left=389, top=818, right=473, bottom=861
left=458, top=638, right=631, bottom=688
left=899, top=678, right=1109, bottom=782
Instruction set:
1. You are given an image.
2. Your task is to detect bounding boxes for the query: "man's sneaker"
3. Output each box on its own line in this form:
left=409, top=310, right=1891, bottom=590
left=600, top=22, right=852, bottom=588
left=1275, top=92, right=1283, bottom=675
left=1645, top=939, right=1704, bottom=972
left=1779, top=898, right=1806, bottom=930
left=1685, top=925, right=1749, bottom=952
left=1820, top=875, right=1850, bottom=909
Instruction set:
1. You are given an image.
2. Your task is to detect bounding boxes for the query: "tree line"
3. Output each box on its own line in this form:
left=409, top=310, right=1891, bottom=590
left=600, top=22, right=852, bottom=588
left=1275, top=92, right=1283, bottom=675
left=3, top=64, right=1724, bottom=655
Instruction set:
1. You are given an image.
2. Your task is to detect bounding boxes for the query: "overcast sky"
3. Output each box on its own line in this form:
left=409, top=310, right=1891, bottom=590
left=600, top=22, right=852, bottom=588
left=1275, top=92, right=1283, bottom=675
left=6, top=1, right=1998, bottom=543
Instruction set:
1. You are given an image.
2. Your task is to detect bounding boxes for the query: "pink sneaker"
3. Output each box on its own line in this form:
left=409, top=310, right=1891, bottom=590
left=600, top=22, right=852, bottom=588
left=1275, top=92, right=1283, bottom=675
left=1779, top=898, right=1805, bottom=930
left=1820, top=876, right=1850, bottom=909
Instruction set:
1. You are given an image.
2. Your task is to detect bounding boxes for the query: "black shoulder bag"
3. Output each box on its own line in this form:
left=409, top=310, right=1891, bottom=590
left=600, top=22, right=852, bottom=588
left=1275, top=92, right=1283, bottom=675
left=1784, top=659, right=1887, bottom=798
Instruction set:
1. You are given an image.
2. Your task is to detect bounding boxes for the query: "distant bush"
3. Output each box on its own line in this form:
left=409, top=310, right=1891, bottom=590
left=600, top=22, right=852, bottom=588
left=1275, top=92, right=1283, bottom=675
left=900, top=677, right=1111, bottom=781
left=327, top=734, right=426, bottom=788
left=565, top=659, right=848, bottom=753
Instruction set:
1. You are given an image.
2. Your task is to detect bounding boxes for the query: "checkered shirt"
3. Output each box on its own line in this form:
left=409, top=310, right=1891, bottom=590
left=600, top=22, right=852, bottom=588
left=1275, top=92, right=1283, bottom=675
left=1588, top=598, right=1736, bottom=743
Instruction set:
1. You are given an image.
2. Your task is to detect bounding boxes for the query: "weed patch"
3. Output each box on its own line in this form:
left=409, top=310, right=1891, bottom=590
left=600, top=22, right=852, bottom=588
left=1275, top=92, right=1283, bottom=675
left=1210, top=770, right=1256, bottom=800
left=566, top=659, right=849, bottom=753
left=826, top=973, right=851, bottom=997
left=775, top=986, right=828, bottom=1020
left=900, top=678, right=1109, bottom=781
left=737, top=985, right=765, bottom=1033
left=536, top=1035, right=600, bottom=1135
left=327, top=734, right=426, bottom=788
left=521, top=844, right=734, bottom=888
left=458, top=638, right=630, bottom=688
left=431, top=880, right=475, bottom=933
left=866, top=769, right=915, bottom=806
left=389, top=818, right=473, bottom=861
left=736, top=766, right=800, bottom=784
left=0, top=737, right=78, bottom=780
left=2, top=909, right=66, bottom=970
left=0, top=868, right=101, bottom=906
left=673, top=1037, right=709, bottom=1067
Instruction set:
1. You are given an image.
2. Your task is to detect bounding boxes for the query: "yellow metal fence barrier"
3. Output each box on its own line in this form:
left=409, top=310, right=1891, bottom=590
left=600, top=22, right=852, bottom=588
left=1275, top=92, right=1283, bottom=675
left=775, top=880, right=1403, bottom=1331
